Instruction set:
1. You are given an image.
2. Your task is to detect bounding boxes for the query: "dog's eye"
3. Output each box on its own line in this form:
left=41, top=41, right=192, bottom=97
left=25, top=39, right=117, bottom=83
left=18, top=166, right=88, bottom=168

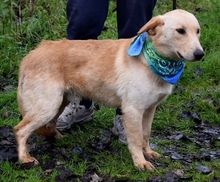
left=176, top=28, right=186, bottom=35
left=197, top=29, right=200, bottom=34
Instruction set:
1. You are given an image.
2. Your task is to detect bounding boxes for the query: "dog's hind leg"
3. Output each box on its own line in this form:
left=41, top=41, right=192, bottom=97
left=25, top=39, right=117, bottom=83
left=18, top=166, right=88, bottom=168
left=14, top=87, right=64, bottom=164
left=35, top=101, right=68, bottom=139
left=13, top=115, right=40, bottom=164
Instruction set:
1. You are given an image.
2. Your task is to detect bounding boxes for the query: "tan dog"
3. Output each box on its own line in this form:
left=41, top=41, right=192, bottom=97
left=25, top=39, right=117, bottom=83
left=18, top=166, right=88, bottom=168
left=14, top=9, right=204, bottom=171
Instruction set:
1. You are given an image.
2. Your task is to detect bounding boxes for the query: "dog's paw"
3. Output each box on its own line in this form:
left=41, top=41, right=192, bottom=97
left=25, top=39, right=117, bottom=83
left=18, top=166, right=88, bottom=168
left=144, top=149, right=161, bottom=160
left=21, top=156, right=39, bottom=166
left=54, top=130, right=63, bottom=139
left=135, top=160, right=155, bottom=171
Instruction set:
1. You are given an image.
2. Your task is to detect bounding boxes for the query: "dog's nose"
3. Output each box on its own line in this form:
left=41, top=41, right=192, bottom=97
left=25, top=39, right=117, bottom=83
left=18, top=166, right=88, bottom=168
left=194, top=49, right=204, bottom=60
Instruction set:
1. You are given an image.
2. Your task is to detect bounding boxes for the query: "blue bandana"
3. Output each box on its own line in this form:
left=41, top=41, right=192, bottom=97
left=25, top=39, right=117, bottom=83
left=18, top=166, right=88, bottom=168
left=127, top=33, right=185, bottom=84
left=127, top=32, right=147, bottom=56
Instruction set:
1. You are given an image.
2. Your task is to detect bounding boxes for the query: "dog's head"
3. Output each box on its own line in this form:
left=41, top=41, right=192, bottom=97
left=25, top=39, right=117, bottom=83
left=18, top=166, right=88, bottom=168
left=138, top=9, right=204, bottom=61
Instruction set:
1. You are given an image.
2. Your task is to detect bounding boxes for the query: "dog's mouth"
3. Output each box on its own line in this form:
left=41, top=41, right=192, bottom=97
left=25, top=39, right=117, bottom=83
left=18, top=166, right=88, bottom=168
left=176, top=51, right=184, bottom=59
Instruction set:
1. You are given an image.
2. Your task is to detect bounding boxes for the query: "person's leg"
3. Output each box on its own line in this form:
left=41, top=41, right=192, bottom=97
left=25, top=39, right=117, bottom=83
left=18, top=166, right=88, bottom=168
left=112, top=0, right=157, bottom=144
left=57, top=0, right=109, bottom=131
left=66, top=0, right=109, bottom=40
left=67, top=0, right=109, bottom=107
left=117, top=0, right=157, bottom=38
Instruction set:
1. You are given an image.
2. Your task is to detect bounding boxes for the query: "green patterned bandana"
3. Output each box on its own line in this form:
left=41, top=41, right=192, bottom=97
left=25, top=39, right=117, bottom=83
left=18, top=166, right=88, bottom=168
left=142, top=41, right=185, bottom=84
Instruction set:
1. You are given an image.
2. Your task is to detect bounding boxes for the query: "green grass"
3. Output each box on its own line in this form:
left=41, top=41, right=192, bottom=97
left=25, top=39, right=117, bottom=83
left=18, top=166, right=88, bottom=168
left=0, top=0, right=220, bottom=181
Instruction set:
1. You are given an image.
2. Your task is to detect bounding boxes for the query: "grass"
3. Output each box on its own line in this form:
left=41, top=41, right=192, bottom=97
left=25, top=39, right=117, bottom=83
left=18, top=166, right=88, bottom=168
left=0, top=0, right=220, bottom=181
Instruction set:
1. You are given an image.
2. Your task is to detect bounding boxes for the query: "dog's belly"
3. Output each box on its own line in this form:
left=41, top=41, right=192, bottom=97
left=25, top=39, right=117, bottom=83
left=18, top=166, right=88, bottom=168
left=66, top=85, right=122, bottom=108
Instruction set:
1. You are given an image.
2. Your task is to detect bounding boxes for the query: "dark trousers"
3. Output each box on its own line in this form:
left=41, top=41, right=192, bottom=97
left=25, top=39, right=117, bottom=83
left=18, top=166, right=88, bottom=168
left=67, top=0, right=157, bottom=39
left=66, top=0, right=157, bottom=114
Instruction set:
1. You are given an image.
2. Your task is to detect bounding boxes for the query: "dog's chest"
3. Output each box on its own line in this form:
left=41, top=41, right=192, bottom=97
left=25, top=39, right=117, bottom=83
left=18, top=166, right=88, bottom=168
left=152, top=87, right=172, bottom=105
left=123, top=71, right=174, bottom=108
left=142, top=82, right=173, bottom=107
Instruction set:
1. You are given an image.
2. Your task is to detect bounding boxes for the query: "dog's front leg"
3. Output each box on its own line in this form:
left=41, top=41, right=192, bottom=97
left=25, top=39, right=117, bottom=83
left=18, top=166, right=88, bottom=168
left=142, top=106, right=161, bottom=160
left=122, top=106, right=155, bottom=171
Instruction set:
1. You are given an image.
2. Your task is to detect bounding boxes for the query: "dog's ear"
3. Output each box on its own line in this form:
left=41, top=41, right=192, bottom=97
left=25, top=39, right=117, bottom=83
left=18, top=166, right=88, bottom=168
left=137, top=16, right=164, bottom=35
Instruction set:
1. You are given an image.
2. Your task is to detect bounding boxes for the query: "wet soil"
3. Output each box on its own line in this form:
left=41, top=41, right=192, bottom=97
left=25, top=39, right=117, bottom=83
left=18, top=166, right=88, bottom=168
left=0, top=117, right=220, bottom=181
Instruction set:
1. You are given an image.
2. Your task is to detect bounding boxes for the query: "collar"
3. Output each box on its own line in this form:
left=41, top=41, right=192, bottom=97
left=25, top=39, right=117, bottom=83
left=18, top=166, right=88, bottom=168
left=127, top=33, right=185, bottom=84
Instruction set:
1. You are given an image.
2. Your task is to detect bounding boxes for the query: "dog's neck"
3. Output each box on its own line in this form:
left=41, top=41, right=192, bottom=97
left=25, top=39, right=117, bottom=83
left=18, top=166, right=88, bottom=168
left=127, top=33, right=185, bottom=85
left=142, top=41, right=185, bottom=85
